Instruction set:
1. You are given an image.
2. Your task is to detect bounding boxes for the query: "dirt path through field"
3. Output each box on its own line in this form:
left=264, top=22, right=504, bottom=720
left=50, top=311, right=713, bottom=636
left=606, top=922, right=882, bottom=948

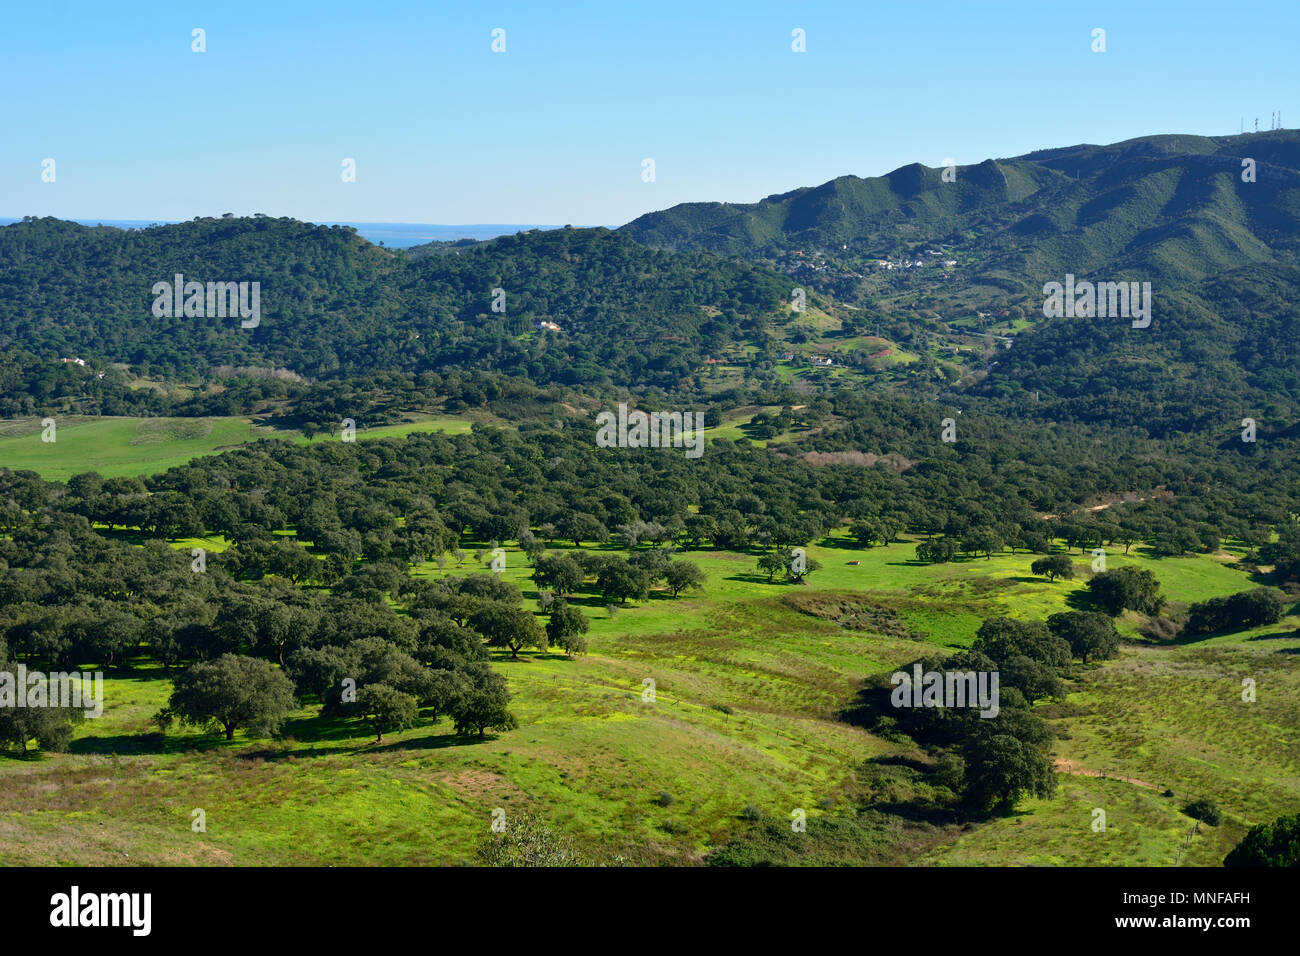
left=1054, top=758, right=1160, bottom=791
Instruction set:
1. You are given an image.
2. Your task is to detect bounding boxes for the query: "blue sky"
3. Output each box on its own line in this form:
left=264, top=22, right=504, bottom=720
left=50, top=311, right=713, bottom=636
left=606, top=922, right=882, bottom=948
left=2, top=0, right=1295, bottom=226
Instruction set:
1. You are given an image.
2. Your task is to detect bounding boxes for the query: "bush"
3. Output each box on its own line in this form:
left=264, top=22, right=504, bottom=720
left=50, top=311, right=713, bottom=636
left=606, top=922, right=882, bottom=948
left=476, top=811, right=584, bottom=867
left=1087, top=566, right=1164, bottom=616
left=1182, top=798, right=1222, bottom=826
left=1185, top=588, right=1285, bottom=636
left=1140, top=617, right=1181, bottom=641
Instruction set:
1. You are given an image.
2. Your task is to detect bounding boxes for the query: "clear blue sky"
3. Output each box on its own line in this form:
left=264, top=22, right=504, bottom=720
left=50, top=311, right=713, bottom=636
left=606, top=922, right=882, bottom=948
left=2, top=0, right=1294, bottom=226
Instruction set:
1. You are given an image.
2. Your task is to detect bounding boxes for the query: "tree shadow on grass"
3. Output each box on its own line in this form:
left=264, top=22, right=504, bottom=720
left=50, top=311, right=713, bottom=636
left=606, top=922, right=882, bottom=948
left=1246, top=629, right=1300, bottom=642
left=525, top=650, right=581, bottom=663
left=1169, top=626, right=1273, bottom=647
left=237, top=727, right=498, bottom=761
left=545, top=592, right=595, bottom=607
left=1063, top=590, right=1097, bottom=611
left=274, top=712, right=362, bottom=744
left=868, top=800, right=963, bottom=827
left=725, top=572, right=792, bottom=586
left=1242, top=567, right=1278, bottom=587
left=69, top=731, right=226, bottom=757
left=867, top=754, right=931, bottom=773
left=372, top=731, right=505, bottom=753
left=818, top=537, right=869, bottom=552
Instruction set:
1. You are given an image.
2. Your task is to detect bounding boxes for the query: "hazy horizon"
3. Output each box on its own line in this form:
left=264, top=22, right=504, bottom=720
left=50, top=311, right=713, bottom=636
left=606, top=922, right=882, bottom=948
left=0, top=217, right=587, bottom=248
left=3, top=0, right=1293, bottom=225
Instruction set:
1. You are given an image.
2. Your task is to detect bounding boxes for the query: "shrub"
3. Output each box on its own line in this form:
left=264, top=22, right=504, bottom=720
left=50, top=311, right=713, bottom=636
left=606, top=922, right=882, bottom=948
left=1140, top=617, right=1181, bottom=641
left=1182, top=798, right=1222, bottom=826
left=1185, top=588, right=1285, bottom=636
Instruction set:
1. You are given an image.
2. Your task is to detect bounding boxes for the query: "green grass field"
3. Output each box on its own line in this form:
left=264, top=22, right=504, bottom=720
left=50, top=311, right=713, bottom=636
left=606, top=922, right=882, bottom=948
left=2, top=527, right=1296, bottom=866
left=0, top=415, right=474, bottom=481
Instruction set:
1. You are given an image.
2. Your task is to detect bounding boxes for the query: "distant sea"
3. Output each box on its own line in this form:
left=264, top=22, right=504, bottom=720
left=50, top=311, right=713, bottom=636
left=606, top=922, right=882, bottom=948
left=0, top=218, right=585, bottom=248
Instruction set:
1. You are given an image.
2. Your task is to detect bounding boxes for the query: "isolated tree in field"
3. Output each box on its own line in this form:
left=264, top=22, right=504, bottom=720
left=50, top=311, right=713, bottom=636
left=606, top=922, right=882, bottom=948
left=1182, top=798, right=1222, bottom=826
left=0, top=701, right=84, bottom=755
left=1087, top=566, right=1164, bottom=616
left=1046, top=610, right=1119, bottom=663
left=546, top=601, right=590, bottom=657
left=356, top=683, right=418, bottom=742
left=159, top=653, right=297, bottom=740
left=756, top=548, right=819, bottom=584
left=450, top=664, right=518, bottom=737
left=757, top=551, right=785, bottom=582
left=470, top=602, right=547, bottom=660
left=664, top=560, right=705, bottom=597
left=787, top=549, right=820, bottom=583
left=1031, top=554, right=1074, bottom=582
left=1224, top=812, right=1300, bottom=867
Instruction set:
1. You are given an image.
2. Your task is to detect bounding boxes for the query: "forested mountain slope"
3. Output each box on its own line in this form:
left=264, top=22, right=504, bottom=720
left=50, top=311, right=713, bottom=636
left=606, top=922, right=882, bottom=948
left=0, top=218, right=795, bottom=389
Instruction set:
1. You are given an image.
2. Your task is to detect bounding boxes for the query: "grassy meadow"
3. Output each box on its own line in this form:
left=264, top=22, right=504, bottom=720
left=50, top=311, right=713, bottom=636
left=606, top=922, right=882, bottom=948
left=2, top=518, right=1296, bottom=866
left=0, top=415, right=474, bottom=481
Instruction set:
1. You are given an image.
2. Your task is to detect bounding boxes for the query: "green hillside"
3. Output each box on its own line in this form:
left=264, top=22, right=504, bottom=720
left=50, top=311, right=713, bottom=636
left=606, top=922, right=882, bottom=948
left=621, top=131, right=1300, bottom=287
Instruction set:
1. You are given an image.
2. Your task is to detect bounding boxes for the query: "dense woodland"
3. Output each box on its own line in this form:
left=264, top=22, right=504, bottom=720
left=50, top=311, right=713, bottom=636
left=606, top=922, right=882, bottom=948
left=0, top=217, right=793, bottom=398
left=2, top=419, right=1298, bottom=769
